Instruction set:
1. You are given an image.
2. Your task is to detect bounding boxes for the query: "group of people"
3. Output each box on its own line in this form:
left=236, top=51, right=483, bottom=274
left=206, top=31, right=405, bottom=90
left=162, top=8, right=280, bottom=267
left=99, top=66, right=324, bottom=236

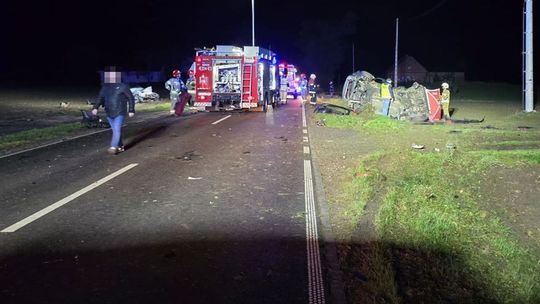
left=165, top=69, right=195, bottom=115
left=92, top=68, right=452, bottom=155
left=379, top=78, right=452, bottom=120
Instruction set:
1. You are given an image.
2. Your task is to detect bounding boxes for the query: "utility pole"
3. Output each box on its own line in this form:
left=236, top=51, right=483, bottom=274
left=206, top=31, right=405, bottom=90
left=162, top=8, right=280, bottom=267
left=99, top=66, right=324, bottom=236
left=251, top=0, right=255, bottom=46
left=394, top=18, right=399, bottom=86
left=523, top=0, right=534, bottom=112
left=352, top=43, right=355, bottom=73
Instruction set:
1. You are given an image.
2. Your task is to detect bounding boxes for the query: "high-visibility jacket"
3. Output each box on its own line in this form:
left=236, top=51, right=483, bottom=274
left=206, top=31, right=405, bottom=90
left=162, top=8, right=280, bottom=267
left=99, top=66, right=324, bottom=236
left=440, top=88, right=450, bottom=103
left=381, top=83, right=393, bottom=99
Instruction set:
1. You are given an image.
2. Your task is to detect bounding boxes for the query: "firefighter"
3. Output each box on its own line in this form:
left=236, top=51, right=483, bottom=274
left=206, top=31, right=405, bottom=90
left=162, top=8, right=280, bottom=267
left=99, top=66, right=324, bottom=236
left=329, top=81, right=335, bottom=97
left=308, top=74, right=317, bottom=105
left=380, top=78, right=394, bottom=116
left=186, top=70, right=196, bottom=106
left=165, top=70, right=187, bottom=114
left=440, top=82, right=451, bottom=120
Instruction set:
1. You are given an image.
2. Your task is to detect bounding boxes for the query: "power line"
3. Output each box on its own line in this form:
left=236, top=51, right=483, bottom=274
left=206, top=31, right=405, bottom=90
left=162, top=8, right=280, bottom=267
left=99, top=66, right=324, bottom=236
left=406, top=0, right=450, bottom=22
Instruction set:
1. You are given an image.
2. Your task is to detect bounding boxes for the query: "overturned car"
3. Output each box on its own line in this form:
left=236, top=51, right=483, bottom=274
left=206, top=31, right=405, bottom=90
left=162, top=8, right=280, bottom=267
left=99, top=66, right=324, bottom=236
left=130, top=86, right=160, bottom=103
left=342, top=71, right=433, bottom=121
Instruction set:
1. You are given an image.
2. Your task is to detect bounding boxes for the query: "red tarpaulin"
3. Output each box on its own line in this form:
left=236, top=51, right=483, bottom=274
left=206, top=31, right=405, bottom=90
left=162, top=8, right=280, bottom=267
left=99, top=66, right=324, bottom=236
left=425, top=89, right=442, bottom=121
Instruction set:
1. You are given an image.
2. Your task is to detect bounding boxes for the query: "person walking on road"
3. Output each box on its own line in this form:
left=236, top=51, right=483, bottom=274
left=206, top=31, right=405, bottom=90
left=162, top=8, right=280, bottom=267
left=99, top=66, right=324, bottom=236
left=440, top=82, right=451, bottom=120
left=380, top=78, right=394, bottom=116
left=92, top=69, right=135, bottom=155
left=165, top=69, right=187, bottom=114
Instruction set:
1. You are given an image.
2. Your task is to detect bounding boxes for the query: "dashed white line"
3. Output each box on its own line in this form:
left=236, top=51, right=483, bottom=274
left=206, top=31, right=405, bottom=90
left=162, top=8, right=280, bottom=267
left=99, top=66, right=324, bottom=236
left=302, top=104, right=307, bottom=127
left=303, top=136, right=309, bottom=143
left=304, top=146, right=311, bottom=154
left=1, top=163, right=139, bottom=233
left=211, top=115, right=232, bottom=125
left=303, top=129, right=308, bottom=134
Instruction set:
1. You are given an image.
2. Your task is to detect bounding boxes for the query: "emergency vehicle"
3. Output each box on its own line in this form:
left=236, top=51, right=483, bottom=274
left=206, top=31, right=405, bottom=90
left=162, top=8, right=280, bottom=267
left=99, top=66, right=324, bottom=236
left=193, top=45, right=279, bottom=111
left=278, top=63, right=300, bottom=99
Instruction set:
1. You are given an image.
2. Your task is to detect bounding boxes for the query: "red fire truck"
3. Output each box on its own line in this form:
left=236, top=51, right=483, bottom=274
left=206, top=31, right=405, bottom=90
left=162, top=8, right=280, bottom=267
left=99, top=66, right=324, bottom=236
left=193, top=45, right=279, bottom=111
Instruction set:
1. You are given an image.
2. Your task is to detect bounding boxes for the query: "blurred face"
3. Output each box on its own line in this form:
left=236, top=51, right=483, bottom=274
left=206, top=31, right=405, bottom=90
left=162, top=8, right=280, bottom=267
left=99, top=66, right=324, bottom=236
left=104, top=71, right=121, bottom=83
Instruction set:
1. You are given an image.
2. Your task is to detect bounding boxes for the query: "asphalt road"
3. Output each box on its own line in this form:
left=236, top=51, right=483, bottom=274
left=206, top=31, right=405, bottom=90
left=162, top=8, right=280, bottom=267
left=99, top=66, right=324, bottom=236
left=0, top=99, right=328, bottom=304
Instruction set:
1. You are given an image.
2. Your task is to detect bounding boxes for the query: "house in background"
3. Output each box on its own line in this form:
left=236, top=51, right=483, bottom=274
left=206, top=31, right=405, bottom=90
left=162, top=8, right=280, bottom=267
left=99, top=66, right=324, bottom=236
left=387, top=55, right=465, bottom=86
left=97, top=70, right=164, bottom=84
left=387, top=55, right=428, bottom=84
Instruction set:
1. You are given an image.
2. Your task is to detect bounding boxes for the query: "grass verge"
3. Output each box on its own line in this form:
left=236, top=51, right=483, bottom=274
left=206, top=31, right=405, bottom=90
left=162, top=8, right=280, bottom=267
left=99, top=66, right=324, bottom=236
left=319, top=109, right=540, bottom=303
left=319, top=112, right=406, bottom=133
left=136, top=102, right=171, bottom=113
left=0, top=123, right=85, bottom=151
left=374, top=151, right=540, bottom=302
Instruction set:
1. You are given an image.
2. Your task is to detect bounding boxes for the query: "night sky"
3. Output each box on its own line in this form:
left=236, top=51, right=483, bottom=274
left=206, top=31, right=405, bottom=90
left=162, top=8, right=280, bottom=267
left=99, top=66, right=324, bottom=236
left=1, top=0, right=536, bottom=85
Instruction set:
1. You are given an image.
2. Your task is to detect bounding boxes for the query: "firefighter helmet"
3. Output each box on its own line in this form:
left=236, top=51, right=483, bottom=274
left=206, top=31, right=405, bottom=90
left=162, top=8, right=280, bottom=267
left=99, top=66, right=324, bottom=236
left=310, top=74, right=316, bottom=79
left=386, top=78, right=392, bottom=84
left=441, top=82, right=449, bottom=89
left=172, top=69, right=181, bottom=77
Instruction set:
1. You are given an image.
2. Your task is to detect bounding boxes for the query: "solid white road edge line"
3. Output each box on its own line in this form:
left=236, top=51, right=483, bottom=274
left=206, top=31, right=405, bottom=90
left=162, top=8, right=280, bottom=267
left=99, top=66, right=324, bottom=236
left=1, top=163, right=139, bottom=233
left=211, top=115, right=232, bottom=125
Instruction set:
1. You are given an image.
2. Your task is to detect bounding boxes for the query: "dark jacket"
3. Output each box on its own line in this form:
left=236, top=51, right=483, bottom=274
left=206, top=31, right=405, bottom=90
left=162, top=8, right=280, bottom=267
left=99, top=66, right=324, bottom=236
left=94, top=83, right=135, bottom=118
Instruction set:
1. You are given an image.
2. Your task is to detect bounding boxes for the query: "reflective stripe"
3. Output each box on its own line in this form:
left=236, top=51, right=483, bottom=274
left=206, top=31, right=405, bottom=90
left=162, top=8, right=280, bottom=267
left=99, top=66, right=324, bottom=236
left=194, top=102, right=211, bottom=107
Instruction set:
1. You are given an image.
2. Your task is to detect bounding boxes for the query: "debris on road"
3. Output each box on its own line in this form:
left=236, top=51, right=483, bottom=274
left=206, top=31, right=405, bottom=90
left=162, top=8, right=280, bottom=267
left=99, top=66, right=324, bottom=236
left=188, top=177, right=203, bottom=180
left=411, top=144, right=425, bottom=150
left=80, top=110, right=110, bottom=128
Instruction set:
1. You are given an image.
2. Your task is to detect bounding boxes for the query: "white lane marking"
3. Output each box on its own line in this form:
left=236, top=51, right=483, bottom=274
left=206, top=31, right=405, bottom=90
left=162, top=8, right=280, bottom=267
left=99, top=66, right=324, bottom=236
left=302, top=104, right=307, bottom=127
left=304, top=159, right=326, bottom=304
left=304, top=146, right=311, bottom=154
left=1, top=163, right=139, bottom=233
left=0, top=129, right=111, bottom=160
left=303, top=129, right=308, bottom=134
left=211, top=115, right=232, bottom=125
left=303, top=136, right=309, bottom=143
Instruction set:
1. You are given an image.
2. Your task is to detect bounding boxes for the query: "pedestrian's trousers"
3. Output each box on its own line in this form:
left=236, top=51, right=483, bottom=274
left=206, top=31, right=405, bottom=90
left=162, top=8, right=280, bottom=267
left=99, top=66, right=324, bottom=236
left=382, top=99, right=391, bottom=116
left=107, top=115, right=125, bottom=148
